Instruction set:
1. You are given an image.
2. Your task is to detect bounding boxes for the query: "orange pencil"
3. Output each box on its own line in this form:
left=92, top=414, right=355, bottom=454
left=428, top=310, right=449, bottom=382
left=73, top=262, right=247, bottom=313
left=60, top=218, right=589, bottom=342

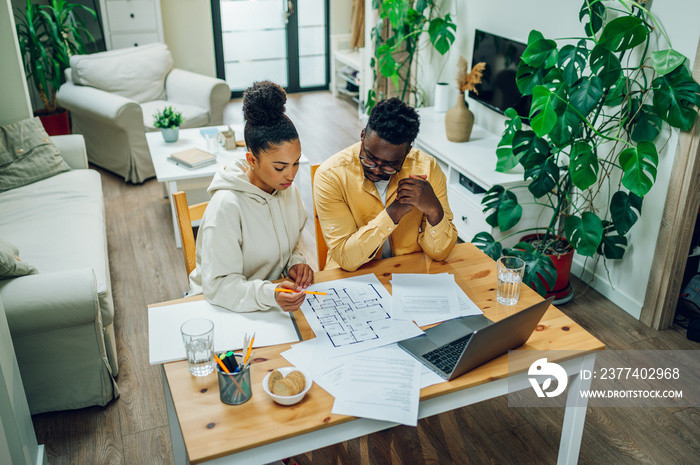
left=215, top=354, right=230, bottom=374
left=275, top=288, right=327, bottom=296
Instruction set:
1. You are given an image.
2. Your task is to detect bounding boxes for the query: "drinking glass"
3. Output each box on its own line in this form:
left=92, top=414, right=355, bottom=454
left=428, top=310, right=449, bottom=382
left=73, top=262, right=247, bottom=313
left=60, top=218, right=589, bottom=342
left=497, top=257, right=526, bottom=305
left=180, top=318, right=214, bottom=376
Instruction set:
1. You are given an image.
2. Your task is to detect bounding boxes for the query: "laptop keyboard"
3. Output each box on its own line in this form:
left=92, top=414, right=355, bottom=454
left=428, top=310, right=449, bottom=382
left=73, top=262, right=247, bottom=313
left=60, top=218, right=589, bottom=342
left=423, top=334, right=473, bottom=374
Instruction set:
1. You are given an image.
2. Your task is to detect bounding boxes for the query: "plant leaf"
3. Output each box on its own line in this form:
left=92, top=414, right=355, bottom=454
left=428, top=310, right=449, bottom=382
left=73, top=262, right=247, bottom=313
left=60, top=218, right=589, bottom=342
left=521, top=36, right=559, bottom=69
left=579, top=0, right=606, bottom=37
left=481, top=186, right=523, bottom=231
left=569, top=141, right=599, bottom=190
left=525, top=157, right=559, bottom=198
left=598, top=233, right=628, bottom=259
left=610, top=191, right=643, bottom=235
left=471, top=232, right=502, bottom=260
left=516, top=63, right=548, bottom=96
left=428, top=14, right=456, bottom=55
left=496, top=108, right=523, bottom=172
left=564, top=212, right=603, bottom=257
left=598, top=16, right=648, bottom=52
left=619, top=141, right=659, bottom=197
left=505, top=243, right=557, bottom=297
left=626, top=99, right=662, bottom=143
left=512, top=130, right=551, bottom=172
left=558, top=40, right=588, bottom=87
left=549, top=107, right=582, bottom=148
left=568, top=76, right=603, bottom=117
left=651, top=49, right=686, bottom=76
left=652, top=65, right=700, bottom=131
left=590, top=44, right=622, bottom=88
left=529, top=86, right=558, bottom=137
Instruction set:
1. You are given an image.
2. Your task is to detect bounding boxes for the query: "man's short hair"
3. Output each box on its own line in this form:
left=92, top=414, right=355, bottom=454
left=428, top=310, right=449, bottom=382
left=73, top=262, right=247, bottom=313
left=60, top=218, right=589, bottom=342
left=366, top=98, right=420, bottom=145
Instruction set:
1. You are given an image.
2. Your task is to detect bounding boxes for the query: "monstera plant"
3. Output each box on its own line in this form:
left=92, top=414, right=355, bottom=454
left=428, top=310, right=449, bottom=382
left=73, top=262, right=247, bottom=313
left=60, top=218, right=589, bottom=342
left=368, top=0, right=456, bottom=111
left=473, top=0, right=700, bottom=298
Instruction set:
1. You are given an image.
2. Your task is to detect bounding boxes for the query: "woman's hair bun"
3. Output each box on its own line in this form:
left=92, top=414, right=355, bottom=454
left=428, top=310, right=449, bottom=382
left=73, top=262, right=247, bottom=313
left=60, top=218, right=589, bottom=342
left=242, top=81, right=287, bottom=126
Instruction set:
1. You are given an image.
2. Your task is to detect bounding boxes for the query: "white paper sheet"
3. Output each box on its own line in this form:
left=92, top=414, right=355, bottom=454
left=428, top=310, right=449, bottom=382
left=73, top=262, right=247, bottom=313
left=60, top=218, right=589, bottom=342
left=331, top=346, right=423, bottom=426
left=148, top=299, right=300, bottom=365
left=391, top=273, right=460, bottom=324
left=281, top=340, right=444, bottom=398
left=299, top=275, right=423, bottom=357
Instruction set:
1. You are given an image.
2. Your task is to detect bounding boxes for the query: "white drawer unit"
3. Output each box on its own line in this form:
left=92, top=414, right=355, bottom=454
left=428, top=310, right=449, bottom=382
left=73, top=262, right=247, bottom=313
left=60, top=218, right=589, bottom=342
left=415, top=108, right=547, bottom=247
left=99, top=0, right=164, bottom=50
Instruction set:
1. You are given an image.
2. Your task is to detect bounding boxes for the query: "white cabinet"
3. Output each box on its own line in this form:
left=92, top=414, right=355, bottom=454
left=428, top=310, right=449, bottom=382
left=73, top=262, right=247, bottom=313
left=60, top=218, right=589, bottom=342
left=414, top=108, right=546, bottom=247
left=99, top=0, right=164, bottom=50
left=330, top=34, right=364, bottom=117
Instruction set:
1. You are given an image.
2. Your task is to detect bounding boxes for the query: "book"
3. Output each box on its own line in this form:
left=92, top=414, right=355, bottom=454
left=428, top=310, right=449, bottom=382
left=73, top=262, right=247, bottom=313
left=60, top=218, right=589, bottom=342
left=167, top=148, right=217, bottom=169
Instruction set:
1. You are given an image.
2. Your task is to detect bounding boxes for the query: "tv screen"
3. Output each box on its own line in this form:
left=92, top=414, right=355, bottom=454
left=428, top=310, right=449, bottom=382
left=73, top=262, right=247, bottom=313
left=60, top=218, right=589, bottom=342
left=469, top=30, right=531, bottom=122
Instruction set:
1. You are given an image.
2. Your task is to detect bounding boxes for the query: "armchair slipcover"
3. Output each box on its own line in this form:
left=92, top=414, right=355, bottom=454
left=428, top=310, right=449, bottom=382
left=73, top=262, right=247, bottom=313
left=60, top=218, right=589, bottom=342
left=57, top=43, right=230, bottom=183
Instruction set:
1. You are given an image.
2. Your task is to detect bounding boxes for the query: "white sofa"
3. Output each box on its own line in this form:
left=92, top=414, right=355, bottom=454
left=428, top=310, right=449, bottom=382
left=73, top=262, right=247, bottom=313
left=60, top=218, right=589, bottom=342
left=0, top=135, right=118, bottom=414
left=57, top=43, right=231, bottom=184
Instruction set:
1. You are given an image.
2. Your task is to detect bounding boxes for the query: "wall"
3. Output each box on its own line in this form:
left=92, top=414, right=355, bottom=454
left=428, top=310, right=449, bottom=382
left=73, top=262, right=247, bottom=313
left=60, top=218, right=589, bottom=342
left=0, top=0, right=32, bottom=125
left=418, top=0, right=700, bottom=318
left=160, top=0, right=217, bottom=76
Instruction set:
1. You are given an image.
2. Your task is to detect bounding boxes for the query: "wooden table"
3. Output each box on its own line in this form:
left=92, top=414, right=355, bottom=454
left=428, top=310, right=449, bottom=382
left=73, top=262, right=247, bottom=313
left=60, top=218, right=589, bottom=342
left=157, top=243, right=604, bottom=464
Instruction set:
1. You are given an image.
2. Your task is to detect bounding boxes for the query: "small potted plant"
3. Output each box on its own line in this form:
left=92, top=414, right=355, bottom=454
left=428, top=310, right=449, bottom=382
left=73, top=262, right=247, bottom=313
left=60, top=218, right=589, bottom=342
left=153, top=106, right=184, bottom=143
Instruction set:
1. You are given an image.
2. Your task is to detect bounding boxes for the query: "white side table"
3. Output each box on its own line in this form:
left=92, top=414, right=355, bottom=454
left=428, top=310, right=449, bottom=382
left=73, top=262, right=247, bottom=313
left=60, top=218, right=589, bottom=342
left=146, top=126, right=308, bottom=247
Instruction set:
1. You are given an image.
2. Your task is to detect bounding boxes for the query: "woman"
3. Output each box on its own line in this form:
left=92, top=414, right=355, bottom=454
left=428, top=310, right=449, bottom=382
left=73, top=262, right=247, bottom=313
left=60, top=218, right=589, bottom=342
left=189, top=81, right=313, bottom=312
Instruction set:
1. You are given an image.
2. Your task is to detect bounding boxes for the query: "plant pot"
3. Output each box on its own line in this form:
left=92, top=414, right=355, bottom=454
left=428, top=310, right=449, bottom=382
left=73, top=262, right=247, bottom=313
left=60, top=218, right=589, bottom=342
left=444, top=94, right=474, bottom=142
left=161, top=127, right=180, bottom=143
left=35, top=108, right=70, bottom=136
left=520, top=234, right=575, bottom=304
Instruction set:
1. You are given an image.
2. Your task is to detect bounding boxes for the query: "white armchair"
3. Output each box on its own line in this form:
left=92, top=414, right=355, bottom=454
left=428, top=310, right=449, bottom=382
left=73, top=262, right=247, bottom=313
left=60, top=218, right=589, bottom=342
left=57, top=44, right=230, bottom=183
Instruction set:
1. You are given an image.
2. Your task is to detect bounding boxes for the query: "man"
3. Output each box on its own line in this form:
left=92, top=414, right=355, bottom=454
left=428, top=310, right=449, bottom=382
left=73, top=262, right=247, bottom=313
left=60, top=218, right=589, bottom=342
left=313, top=98, right=458, bottom=271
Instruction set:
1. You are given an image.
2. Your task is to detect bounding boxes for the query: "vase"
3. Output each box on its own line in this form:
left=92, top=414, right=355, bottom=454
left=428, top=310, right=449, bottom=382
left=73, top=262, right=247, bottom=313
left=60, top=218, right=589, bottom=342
left=35, top=108, right=70, bottom=136
left=444, top=94, right=474, bottom=142
left=161, top=127, right=179, bottom=143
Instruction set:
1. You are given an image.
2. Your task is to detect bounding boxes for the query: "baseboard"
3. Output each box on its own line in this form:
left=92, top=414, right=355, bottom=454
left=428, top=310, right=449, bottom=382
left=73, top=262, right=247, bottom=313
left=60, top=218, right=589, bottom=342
left=37, top=444, right=47, bottom=465
left=570, top=259, right=643, bottom=320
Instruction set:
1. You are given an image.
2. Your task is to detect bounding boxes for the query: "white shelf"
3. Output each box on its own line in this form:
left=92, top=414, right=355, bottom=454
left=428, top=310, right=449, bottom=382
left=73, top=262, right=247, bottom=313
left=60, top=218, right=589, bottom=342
left=330, top=34, right=364, bottom=117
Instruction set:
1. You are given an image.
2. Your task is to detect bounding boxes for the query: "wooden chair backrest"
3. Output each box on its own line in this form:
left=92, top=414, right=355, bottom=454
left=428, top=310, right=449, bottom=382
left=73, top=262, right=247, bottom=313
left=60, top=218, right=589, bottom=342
left=310, top=164, right=328, bottom=271
left=172, top=191, right=209, bottom=276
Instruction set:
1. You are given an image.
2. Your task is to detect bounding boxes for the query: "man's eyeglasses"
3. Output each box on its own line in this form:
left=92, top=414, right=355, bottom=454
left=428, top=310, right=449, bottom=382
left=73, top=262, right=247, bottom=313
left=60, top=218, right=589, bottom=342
left=359, top=142, right=404, bottom=175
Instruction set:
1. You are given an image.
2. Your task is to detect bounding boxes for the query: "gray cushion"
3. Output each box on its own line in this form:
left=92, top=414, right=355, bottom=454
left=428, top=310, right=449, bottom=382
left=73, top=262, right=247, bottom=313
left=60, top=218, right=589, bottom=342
left=0, top=237, right=38, bottom=278
left=0, top=117, right=70, bottom=193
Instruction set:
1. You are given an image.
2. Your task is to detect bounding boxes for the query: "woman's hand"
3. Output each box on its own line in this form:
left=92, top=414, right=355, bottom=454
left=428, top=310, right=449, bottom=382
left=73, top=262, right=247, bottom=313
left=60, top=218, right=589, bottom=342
left=275, top=280, right=306, bottom=312
left=288, top=263, right=314, bottom=290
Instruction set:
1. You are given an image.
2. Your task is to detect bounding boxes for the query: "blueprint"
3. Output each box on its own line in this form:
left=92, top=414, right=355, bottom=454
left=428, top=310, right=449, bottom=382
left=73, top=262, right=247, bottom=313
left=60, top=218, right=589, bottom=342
left=300, top=274, right=423, bottom=357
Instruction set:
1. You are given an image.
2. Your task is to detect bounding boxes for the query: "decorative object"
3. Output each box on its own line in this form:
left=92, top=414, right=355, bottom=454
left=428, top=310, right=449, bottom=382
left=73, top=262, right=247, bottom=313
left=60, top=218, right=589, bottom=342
left=221, top=126, right=237, bottom=150
left=434, top=82, right=450, bottom=113
left=473, top=0, right=700, bottom=301
left=14, top=0, right=97, bottom=135
left=445, top=58, right=484, bottom=142
left=153, top=106, right=184, bottom=143
left=367, top=1, right=456, bottom=111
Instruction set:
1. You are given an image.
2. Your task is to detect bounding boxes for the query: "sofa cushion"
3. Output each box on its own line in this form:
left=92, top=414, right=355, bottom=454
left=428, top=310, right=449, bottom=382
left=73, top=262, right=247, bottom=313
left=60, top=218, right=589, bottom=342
left=0, top=237, right=38, bottom=278
left=0, top=117, right=71, bottom=193
left=0, top=169, right=113, bottom=325
left=141, top=100, right=210, bottom=131
left=70, top=43, right=173, bottom=103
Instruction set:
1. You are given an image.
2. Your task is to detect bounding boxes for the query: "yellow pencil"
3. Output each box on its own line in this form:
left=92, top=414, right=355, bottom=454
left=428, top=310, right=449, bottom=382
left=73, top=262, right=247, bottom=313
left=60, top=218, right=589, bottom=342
left=274, top=288, right=327, bottom=295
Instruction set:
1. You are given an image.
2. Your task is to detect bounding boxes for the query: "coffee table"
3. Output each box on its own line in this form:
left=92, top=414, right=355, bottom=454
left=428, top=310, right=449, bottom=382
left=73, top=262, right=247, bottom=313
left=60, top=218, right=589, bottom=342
left=155, top=243, right=604, bottom=464
left=146, top=126, right=308, bottom=247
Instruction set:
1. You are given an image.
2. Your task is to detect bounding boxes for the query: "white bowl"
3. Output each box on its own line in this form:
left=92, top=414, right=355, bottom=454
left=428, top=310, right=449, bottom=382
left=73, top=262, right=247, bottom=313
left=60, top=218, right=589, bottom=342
left=262, top=367, right=313, bottom=406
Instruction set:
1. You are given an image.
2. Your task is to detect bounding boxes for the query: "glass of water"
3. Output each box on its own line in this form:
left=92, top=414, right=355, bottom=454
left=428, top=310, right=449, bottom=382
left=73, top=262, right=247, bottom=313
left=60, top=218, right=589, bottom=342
left=180, top=318, right=214, bottom=376
left=497, top=257, right=526, bottom=305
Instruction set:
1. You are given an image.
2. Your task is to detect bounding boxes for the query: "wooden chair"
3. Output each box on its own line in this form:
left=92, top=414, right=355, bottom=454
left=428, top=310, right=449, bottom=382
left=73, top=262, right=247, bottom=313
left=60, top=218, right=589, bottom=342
left=172, top=191, right=209, bottom=276
left=310, top=164, right=328, bottom=271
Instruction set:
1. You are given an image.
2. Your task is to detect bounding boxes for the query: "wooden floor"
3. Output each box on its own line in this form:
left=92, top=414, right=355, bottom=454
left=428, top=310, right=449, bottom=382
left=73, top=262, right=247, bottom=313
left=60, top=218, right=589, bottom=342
left=32, top=92, right=700, bottom=465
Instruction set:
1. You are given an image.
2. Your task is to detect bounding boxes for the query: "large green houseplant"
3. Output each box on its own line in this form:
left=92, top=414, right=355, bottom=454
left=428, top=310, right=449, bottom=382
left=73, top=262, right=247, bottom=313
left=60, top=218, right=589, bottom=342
left=473, top=0, right=700, bottom=298
left=368, top=0, right=456, bottom=111
left=15, top=0, right=96, bottom=130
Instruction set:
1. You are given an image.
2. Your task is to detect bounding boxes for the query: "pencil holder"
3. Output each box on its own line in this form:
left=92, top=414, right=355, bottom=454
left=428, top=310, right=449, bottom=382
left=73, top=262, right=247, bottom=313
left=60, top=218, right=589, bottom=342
left=216, top=355, right=252, bottom=405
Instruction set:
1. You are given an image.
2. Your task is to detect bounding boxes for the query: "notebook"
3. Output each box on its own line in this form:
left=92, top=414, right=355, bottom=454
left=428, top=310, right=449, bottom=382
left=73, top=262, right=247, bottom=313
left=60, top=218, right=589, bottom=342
left=167, top=148, right=217, bottom=169
left=398, top=297, right=554, bottom=380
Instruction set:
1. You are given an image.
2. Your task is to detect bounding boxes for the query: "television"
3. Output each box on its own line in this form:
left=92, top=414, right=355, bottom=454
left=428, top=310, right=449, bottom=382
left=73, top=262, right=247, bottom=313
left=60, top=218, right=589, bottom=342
left=468, top=30, right=531, bottom=122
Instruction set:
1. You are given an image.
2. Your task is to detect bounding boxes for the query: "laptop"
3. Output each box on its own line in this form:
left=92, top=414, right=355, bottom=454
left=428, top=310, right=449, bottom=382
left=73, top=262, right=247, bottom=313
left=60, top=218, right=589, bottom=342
left=398, top=297, right=554, bottom=380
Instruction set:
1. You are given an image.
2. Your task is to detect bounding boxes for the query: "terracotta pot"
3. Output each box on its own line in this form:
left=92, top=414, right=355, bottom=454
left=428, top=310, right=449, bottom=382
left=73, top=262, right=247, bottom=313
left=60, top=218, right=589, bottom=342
left=520, top=234, right=574, bottom=301
left=161, top=127, right=180, bottom=143
left=35, top=108, right=70, bottom=136
left=444, top=94, right=474, bottom=142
